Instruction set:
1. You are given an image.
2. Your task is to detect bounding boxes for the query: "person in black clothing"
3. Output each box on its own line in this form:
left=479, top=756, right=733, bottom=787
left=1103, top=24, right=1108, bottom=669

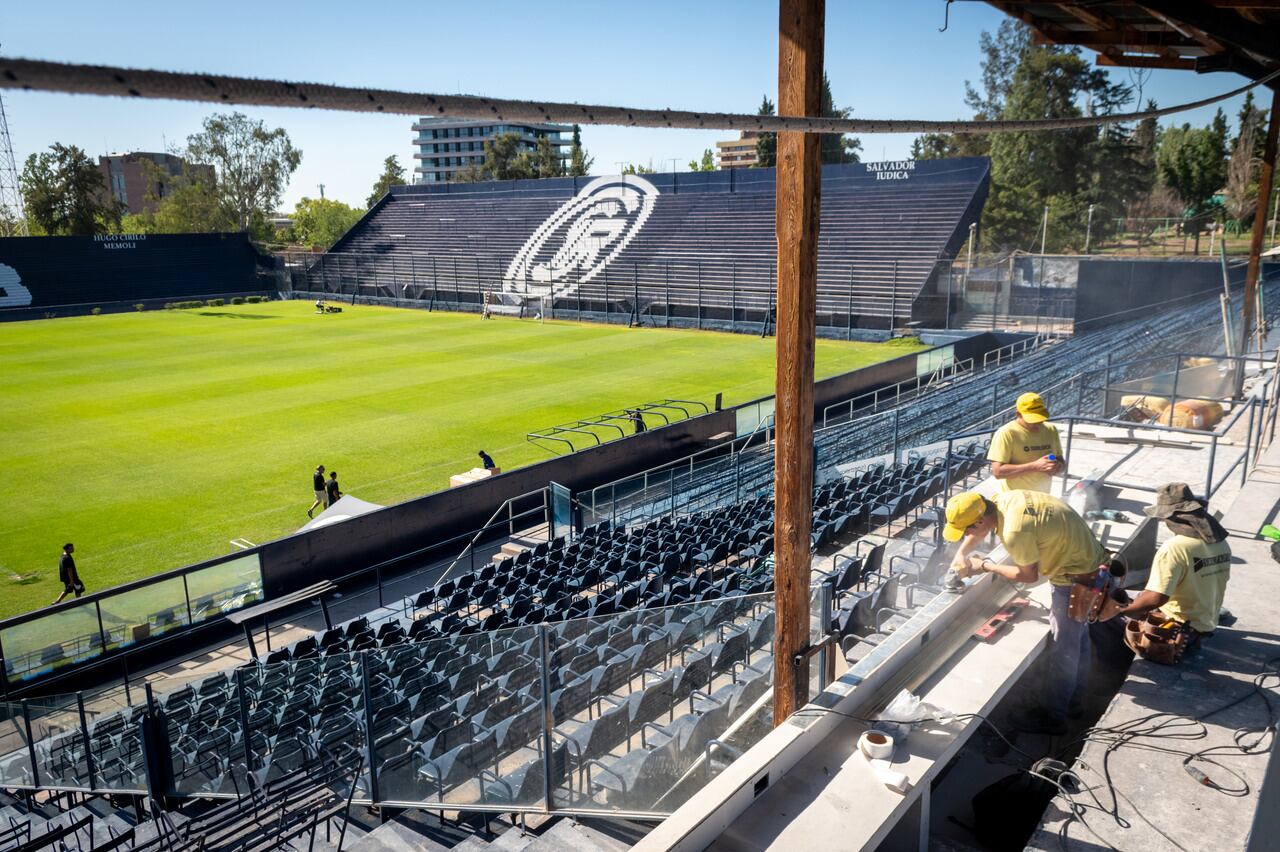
left=478, top=450, right=496, bottom=471
left=325, top=471, right=342, bottom=507
left=307, top=465, right=327, bottom=518
left=630, top=409, right=646, bottom=434
left=52, top=543, right=84, bottom=605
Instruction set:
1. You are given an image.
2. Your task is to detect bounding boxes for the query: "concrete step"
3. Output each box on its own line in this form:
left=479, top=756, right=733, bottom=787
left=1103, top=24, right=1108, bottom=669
left=524, top=818, right=641, bottom=852
left=348, top=818, right=453, bottom=852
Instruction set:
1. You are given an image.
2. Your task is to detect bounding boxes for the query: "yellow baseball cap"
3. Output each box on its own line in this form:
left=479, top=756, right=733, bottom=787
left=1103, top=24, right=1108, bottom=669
left=1016, top=392, right=1050, bottom=424
left=943, top=492, right=987, bottom=542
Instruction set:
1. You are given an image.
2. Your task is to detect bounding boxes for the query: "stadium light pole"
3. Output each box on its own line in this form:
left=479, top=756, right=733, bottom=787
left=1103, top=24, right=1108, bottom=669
left=772, top=0, right=823, bottom=725
left=1244, top=87, right=1279, bottom=355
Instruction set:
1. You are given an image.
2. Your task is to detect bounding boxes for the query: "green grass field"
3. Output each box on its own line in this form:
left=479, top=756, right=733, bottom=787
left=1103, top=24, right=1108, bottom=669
left=0, top=301, right=922, bottom=619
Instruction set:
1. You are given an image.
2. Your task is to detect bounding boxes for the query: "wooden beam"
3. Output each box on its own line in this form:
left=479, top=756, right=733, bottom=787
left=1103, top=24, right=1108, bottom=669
left=1203, top=0, right=1280, bottom=8
left=1244, top=86, right=1279, bottom=351
left=1034, top=25, right=1200, bottom=48
left=773, top=0, right=823, bottom=726
left=1138, top=0, right=1280, bottom=63
left=1097, top=53, right=1199, bottom=68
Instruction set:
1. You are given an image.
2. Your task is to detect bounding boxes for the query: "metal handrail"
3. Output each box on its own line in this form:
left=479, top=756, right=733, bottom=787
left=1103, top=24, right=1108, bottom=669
left=821, top=357, right=975, bottom=427
left=438, top=487, right=550, bottom=584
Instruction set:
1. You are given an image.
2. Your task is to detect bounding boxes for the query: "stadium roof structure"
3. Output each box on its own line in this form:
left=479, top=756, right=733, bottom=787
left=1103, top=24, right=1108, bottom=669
left=984, top=0, right=1280, bottom=83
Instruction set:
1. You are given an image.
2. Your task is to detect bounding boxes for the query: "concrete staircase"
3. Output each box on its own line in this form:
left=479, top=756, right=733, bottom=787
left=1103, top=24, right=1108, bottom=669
left=349, top=812, right=650, bottom=852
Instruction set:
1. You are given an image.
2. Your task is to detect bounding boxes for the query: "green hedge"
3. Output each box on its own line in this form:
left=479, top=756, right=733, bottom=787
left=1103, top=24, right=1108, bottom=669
left=207, top=298, right=225, bottom=307
left=230, top=297, right=244, bottom=305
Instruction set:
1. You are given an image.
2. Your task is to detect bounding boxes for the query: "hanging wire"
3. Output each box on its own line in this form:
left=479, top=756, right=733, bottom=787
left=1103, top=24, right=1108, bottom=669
left=2, top=57, right=1278, bottom=136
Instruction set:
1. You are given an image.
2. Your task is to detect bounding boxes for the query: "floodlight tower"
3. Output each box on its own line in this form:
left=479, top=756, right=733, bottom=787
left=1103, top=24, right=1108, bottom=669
left=0, top=92, right=27, bottom=236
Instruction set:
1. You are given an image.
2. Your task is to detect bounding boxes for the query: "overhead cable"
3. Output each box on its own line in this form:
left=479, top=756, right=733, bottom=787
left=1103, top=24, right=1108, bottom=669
left=2, top=58, right=1278, bottom=135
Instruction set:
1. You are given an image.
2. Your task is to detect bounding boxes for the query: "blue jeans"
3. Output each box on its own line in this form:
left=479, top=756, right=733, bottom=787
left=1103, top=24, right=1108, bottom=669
left=1045, top=584, right=1091, bottom=719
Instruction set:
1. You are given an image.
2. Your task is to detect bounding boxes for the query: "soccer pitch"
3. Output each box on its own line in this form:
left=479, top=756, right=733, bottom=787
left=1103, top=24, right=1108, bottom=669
left=0, top=301, right=923, bottom=619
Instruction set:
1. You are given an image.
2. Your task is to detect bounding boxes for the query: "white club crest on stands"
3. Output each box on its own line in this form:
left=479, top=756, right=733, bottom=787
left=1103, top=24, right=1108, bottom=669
left=0, top=263, right=32, bottom=308
left=503, top=175, right=659, bottom=298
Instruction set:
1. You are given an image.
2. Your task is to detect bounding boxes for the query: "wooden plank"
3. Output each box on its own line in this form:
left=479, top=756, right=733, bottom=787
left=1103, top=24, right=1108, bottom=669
left=773, top=0, right=823, bottom=724
left=1097, top=53, right=1199, bottom=68
left=1244, top=87, right=1280, bottom=352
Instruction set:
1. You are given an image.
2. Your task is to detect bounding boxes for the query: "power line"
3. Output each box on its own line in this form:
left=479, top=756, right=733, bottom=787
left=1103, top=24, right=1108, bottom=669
left=2, top=57, right=1278, bottom=136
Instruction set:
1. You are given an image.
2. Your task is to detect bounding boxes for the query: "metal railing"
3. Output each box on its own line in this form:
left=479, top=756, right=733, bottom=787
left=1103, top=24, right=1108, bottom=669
left=821, top=358, right=975, bottom=427
left=283, top=249, right=940, bottom=334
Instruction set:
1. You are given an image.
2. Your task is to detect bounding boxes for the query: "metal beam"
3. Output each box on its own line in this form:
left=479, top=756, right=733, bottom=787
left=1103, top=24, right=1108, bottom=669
left=773, top=0, right=823, bottom=725
left=1244, top=87, right=1280, bottom=351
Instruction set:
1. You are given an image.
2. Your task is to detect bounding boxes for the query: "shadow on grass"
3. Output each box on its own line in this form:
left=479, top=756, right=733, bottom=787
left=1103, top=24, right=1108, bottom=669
left=196, top=312, right=278, bottom=320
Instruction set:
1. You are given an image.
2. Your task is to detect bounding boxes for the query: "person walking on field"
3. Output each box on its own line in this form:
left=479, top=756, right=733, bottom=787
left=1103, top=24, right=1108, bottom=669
left=325, top=471, right=342, bottom=508
left=308, top=465, right=326, bottom=519
left=988, top=392, right=1065, bottom=494
left=52, top=543, right=85, bottom=605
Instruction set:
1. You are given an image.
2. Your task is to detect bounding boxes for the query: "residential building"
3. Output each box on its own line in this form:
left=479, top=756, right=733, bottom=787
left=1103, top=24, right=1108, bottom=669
left=716, top=131, right=761, bottom=169
left=412, top=118, right=572, bottom=183
left=97, top=152, right=214, bottom=215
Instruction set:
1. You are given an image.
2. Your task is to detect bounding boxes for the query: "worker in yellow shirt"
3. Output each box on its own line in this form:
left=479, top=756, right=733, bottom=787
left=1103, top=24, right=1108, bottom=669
left=1101, top=483, right=1231, bottom=658
left=988, top=392, right=1064, bottom=493
left=945, top=488, right=1105, bottom=734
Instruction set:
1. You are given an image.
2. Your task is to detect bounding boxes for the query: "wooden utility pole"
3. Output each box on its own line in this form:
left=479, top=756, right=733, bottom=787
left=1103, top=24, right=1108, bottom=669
left=773, top=0, right=823, bottom=725
left=1244, top=87, right=1280, bottom=354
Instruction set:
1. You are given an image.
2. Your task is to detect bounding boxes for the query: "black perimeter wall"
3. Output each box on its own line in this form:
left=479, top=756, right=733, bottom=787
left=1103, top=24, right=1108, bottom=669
left=0, top=232, right=273, bottom=317
left=1074, top=257, right=1279, bottom=330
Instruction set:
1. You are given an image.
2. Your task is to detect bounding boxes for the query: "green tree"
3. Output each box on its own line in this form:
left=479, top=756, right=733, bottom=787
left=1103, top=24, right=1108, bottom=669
left=909, top=21, right=1031, bottom=163
left=289, top=197, right=363, bottom=247
left=115, top=158, right=229, bottom=235
left=451, top=133, right=535, bottom=183
left=19, top=144, right=121, bottom=236
left=533, top=136, right=564, bottom=178
left=910, top=134, right=960, bottom=160
left=755, top=95, right=776, bottom=167
left=621, top=163, right=655, bottom=175
left=367, top=155, right=405, bottom=207
left=1237, top=91, right=1268, bottom=162
left=820, top=73, right=862, bottom=164
left=687, top=149, right=715, bottom=172
left=186, top=112, right=302, bottom=232
left=568, top=125, right=593, bottom=177
left=967, top=22, right=1143, bottom=251
left=1157, top=122, right=1228, bottom=217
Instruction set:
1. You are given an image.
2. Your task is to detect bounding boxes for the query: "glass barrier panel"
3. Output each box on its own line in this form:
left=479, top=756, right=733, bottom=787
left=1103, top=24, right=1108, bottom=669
left=82, top=684, right=147, bottom=793
left=548, top=593, right=774, bottom=814
left=27, top=695, right=90, bottom=790
left=1, top=603, right=105, bottom=685
left=0, top=703, right=33, bottom=787
left=186, top=554, right=264, bottom=624
left=98, top=576, right=190, bottom=652
left=150, top=668, right=244, bottom=797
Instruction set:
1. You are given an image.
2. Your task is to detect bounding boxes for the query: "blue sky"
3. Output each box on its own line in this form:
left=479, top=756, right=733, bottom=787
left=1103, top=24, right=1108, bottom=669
left=4, top=0, right=1255, bottom=210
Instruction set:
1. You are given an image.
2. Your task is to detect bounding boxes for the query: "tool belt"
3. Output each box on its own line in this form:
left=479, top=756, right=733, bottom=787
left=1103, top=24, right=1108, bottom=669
left=1123, top=612, right=1195, bottom=665
left=1066, top=555, right=1125, bottom=624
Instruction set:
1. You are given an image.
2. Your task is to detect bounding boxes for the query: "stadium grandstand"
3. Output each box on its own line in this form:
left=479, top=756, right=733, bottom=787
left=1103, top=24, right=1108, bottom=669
left=2, top=0, right=1280, bottom=849
left=293, top=158, right=989, bottom=331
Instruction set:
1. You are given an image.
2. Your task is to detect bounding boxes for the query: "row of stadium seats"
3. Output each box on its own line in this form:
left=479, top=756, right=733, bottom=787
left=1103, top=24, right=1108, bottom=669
left=315, top=165, right=988, bottom=321
left=7, top=445, right=991, bottom=814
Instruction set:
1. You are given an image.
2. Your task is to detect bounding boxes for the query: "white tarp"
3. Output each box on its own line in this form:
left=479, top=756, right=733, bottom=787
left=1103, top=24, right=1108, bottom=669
left=298, top=495, right=385, bottom=532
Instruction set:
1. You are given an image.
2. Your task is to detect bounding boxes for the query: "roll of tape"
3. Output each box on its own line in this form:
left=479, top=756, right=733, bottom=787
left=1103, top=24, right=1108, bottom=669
left=858, top=729, right=895, bottom=761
